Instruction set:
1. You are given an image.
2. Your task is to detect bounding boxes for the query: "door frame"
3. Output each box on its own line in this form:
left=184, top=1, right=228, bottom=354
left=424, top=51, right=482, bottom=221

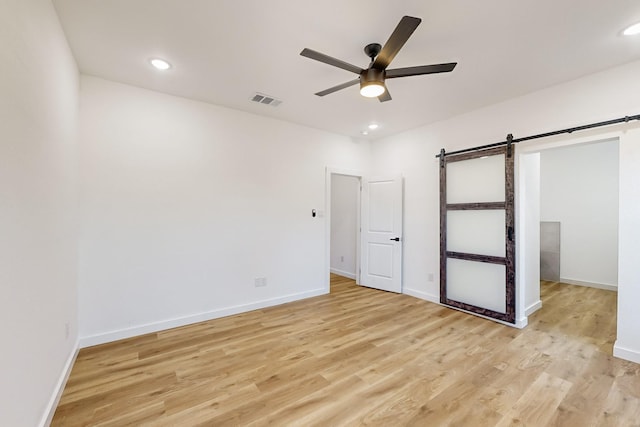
left=325, top=167, right=363, bottom=293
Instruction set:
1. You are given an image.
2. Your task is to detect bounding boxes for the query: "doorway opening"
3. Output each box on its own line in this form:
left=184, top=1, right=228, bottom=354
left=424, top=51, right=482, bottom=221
left=329, top=173, right=361, bottom=292
left=325, top=168, right=363, bottom=293
left=519, top=136, right=619, bottom=346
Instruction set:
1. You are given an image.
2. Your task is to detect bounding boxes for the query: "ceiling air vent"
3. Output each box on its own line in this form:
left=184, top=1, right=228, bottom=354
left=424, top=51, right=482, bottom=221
left=250, top=92, right=282, bottom=107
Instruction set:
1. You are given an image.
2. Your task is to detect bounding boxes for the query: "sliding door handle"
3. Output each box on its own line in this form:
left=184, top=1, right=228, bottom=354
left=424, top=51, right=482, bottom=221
left=390, top=237, right=400, bottom=242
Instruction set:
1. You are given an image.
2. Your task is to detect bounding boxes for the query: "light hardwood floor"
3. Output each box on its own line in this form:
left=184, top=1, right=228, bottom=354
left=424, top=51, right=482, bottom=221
left=52, top=275, right=640, bottom=426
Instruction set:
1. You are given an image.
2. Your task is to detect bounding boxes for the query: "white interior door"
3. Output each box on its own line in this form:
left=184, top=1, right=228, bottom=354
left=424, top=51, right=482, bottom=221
left=360, top=175, right=403, bottom=293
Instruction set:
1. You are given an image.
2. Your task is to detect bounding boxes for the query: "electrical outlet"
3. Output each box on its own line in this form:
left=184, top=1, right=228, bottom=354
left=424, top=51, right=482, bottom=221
left=340, top=255, right=344, bottom=262
left=254, top=277, right=267, bottom=287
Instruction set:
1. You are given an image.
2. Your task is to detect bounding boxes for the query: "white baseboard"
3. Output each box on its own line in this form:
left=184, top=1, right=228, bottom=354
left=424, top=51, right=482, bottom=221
left=525, top=300, right=543, bottom=316
left=403, top=287, right=439, bottom=304
left=560, top=278, right=617, bottom=291
left=40, top=340, right=79, bottom=427
left=613, top=341, right=640, bottom=364
left=330, top=268, right=356, bottom=280
left=515, top=316, right=529, bottom=329
left=79, top=288, right=327, bottom=348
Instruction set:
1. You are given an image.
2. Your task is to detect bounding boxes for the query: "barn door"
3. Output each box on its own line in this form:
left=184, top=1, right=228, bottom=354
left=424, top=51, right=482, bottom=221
left=440, top=145, right=515, bottom=323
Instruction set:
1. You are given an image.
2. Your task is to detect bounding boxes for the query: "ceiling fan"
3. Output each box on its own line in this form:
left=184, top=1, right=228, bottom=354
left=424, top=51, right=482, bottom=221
left=300, top=16, right=457, bottom=102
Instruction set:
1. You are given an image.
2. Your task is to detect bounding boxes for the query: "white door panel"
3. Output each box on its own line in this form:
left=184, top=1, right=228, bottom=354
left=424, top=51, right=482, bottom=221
left=369, top=181, right=395, bottom=231
left=367, top=243, right=394, bottom=278
left=361, top=176, right=403, bottom=293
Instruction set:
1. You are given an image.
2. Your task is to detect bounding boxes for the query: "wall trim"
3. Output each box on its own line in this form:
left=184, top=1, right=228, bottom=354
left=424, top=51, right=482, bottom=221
left=560, top=278, right=617, bottom=292
left=330, top=268, right=356, bottom=280
left=525, top=300, right=543, bottom=316
left=40, top=340, right=79, bottom=427
left=403, top=287, right=439, bottom=304
left=613, top=341, right=640, bottom=364
left=79, top=288, right=327, bottom=348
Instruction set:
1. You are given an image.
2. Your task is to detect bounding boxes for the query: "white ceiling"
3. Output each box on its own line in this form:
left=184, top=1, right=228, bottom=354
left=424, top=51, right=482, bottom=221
left=52, top=0, right=640, bottom=140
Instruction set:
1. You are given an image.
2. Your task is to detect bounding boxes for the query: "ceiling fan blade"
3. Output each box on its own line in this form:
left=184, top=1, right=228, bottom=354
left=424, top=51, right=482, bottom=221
left=378, top=87, right=392, bottom=102
left=386, top=62, right=457, bottom=79
left=300, top=48, right=363, bottom=74
left=315, top=78, right=360, bottom=96
left=372, top=16, right=421, bottom=70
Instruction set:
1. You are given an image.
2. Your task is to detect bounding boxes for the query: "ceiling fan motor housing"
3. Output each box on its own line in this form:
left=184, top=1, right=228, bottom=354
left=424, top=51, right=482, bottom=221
left=360, top=68, right=385, bottom=86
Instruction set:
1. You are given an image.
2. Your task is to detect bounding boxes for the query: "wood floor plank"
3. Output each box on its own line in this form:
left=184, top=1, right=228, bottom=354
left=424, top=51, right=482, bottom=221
left=245, top=375, right=366, bottom=426
left=597, top=381, right=640, bottom=427
left=494, top=371, right=573, bottom=427
left=51, top=277, right=639, bottom=426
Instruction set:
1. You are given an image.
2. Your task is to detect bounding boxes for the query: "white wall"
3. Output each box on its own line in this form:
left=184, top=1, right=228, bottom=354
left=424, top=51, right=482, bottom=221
left=0, top=1, right=79, bottom=426
left=540, top=140, right=619, bottom=288
left=370, top=59, right=640, bottom=358
left=616, top=127, right=640, bottom=364
left=78, top=76, right=370, bottom=345
left=330, top=174, right=359, bottom=279
left=519, top=153, right=541, bottom=316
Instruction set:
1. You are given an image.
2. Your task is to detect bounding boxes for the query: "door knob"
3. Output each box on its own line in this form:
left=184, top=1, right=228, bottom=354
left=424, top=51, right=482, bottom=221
left=390, top=237, right=400, bottom=241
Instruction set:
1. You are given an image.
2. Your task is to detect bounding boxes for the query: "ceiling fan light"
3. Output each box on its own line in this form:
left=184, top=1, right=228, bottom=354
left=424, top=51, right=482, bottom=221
left=623, top=22, right=640, bottom=36
left=360, top=82, right=385, bottom=98
left=359, top=68, right=386, bottom=98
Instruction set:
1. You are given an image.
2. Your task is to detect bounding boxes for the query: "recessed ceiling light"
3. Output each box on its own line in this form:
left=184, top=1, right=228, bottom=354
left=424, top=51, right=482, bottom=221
left=150, top=58, right=171, bottom=70
left=361, top=130, right=369, bottom=136
left=623, top=22, right=640, bottom=36
left=368, top=123, right=379, bottom=130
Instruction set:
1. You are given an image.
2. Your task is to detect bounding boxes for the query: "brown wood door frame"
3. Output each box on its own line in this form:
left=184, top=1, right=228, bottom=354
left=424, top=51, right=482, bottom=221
left=439, top=145, right=515, bottom=324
